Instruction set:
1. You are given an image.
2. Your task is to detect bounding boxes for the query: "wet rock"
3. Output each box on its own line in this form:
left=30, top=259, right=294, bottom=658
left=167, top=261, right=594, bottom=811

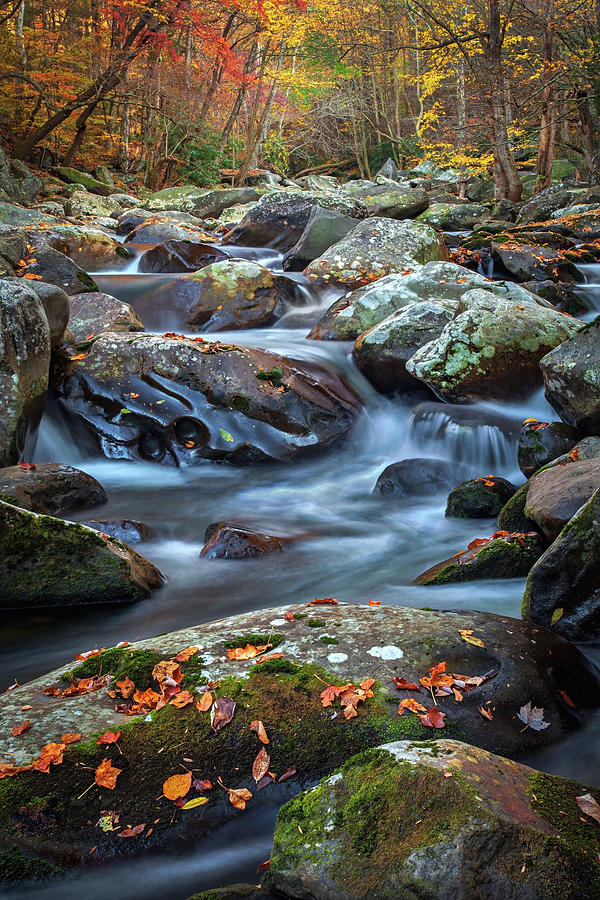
left=125, top=219, right=212, bottom=245
left=415, top=531, right=545, bottom=584
left=349, top=183, right=429, bottom=218
left=0, top=462, right=107, bottom=514
left=305, top=218, right=444, bottom=288
left=406, top=290, right=581, bottom=403
left=222, top=191, right=366, bottom=251
left=417, top=201, right=488, bottom=230
left=115, top=208, right=206, bottom=236
left=445, top=475, right=517, bottom=518
left=39, top=223, right=132, bottom=271
left=497, top=483, right=537, bottom=533
left=524, top=458, right=600, bottom=542
left=517, top=184, right=600, bottom=225
left=548, top=436, right=600, bottom=466
left=523, top=488, right=600, bottom=641
left=3, top=278, right=70, bottom=349
left=353, top=301, right=456, bottom=393
left=0, top=280, right=50, bottom=465
left=187, top=887, right=278, bottom=900
left=68, top=292, right=144, bottom=342
left=58, top=332, right=360, bottom=465
left=307, top=262, right=495, bottom=341
left=282, top=206, right=360, bottom=270
left=142, top=259, right=296, bottom=332
left=373, top=458, right=458, bottom=496
left=80, top=519, right=154, bottom=544
left=138, top=240, right=229, bottom=274
left=0, top=602, right=597, bottom=869
left=518, top=419, right=580, bottom=478
left=201, top=522, right=288, bottom=558
left=270, top=739, right=600, bottom=900
left=541, top=315, right=600, bottom=433
left=0, top=500, right=164, bottom=607
left=18, top=244, right=97, bottom=296
left=491, top=241, right=569, bottom=282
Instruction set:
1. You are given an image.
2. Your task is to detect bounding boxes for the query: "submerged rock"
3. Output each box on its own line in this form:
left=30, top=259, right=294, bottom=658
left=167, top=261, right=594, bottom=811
left=518, top=419, right=581, bottom=478
left=0, top=603, right=596, bottom=870
left=68, top=291, right=144, bottom=342
left=80, top=519, right=154, bottom=544
left=445, top=475, right=517, bottom=518
left=0, top=500, right=164, bottom=607
left=270, top=739, right=600, bottom=900
left=201, top=522, right=288, bottom=559
left=415, top=531, right=545, bottom=584
left=58, top=333, right=360, bottom=465
left=524, top=458, right=600, bottom=542
left=0, top=462, right=106, bottom=514
left=373, top=458, right=458, bottom=496
left=541, top=316, right=600, bottom=433
left=523, top=488, right=600, bottom=641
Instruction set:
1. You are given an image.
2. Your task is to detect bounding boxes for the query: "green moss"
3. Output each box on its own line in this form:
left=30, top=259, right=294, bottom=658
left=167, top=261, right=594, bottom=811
left=293, top=613, right=307, bottom=620
left=116, top=245, right=132, bottom=259
left=62, top=647, right=164, bottom=689
left=307, top=618, right=326, bottom=627
left=252, top=658, right=299, bottom=675
left=320, top=636, right=339, bottom=645
left=223, top=633, right=284, bottom=650
left=497, top=483, right=534, bottom=532
left=256, top=366, right=284, bottom=386
left=0, top=847, right=64, bottom=885
left=0, top=493, right=20, bottom=507
left=445, top=480, right=506, bottom=519
left=417, top=535, right=543, bottom=585
left=231, top=395, right=249, bottom=413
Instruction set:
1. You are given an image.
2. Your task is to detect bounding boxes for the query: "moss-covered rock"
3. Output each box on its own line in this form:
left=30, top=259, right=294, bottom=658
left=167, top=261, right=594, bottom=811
left=497, top=482, right=536, bottom=532
left=349, top=184, right=429, bottom=219
left=417, top=201, right=488, bottom=230
left=138, top=240, right=229, bottom=274
left=541, top=315, right=600, bottom=434
left=518, top=419, right=581, bottom=478
left=53, top=167, right=112, bottom=196
left=415, top=531, right=545, bottom=584
left=0, top=500, right=164, bottom=607
left=68, top=291, right=144, bottom=343
left=445, top=475, right=517, bottom=519
left=270, top=739, right=600, bottom=900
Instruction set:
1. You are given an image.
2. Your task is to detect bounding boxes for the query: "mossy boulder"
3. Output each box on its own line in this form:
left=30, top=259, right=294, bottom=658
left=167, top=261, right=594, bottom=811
left=2, top=277, right=69, bottom=350
left=497, top=483, right=536, bottom=532
left=0, top=500, right=164, bottom=607
left=39, top=223, right=132, bottom=271
left=305, top=218, right=445, bottom=288
left=0, top=462, right=106, bottom=515
left=64, top=191, right=123, bottom=218
left=406, top=290, right=581, bottom=403
left=144, top=185, right=211, bottom=212
left=0, top=200, right=57, bottom=228
left=518, top=420, right=581, bottom=478
left=68, top=291, right=144, bottom=342
left=417, top=201, right=488, bottom=230
left=523, top=488, right=600, bottom=641
left=53, top=167, right=113, bottom=196
left=270, top=739, right=600, bottom=900
left=125, top=219, right=212, bottom=245
left=415, top=531, right=546, bottom=584
left=445, top=475, right=517, bottom=519
left=349, top=184, right=429, bottom=219
left=524, top=458, right=600, bottom=541
left=57, top=332, right=360, bottom=465
left=16, top=244, right=97, bottom=296
left=541, top=316, right=600, bottom=434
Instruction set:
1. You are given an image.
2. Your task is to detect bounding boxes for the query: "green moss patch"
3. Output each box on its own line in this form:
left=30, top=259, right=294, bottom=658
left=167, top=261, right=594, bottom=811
left=0, top=847, right=64, bottom=885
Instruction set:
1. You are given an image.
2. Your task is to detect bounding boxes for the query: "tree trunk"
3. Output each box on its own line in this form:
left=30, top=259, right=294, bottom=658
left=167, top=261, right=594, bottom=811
left=535, top=0, right=556, bottom=192
left=486, top=0, right=522, bottom=200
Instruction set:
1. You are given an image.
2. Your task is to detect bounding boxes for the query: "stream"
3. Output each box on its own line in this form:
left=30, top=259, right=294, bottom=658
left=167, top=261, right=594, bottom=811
left=3, top=244, right=600, bottom=898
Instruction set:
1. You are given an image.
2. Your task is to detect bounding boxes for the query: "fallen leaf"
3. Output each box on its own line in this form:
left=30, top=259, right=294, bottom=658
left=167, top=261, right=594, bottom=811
left=11, top=720, right=30, bottom=735
left=219, top=428, right=234, bottom=442
left=0, top=762, right=32, bottom=778
left=398, top=698, right=427, bottom=715
left=250, top=720, right=269, bottom=744
left=518, top=701, right=550, bottom=731
left=558, top=690, right=576, bottom=708
left=192, top=777, right=213, bottom=792
left=254, top=652, right=284, bottom=663
left=43, top=685, right=61, bottom=696
left=226, top=644, right=271, bottom=660
left=252, top=746, right=271, bottom=782
left=550, top=608, right=564, bottom=626
left=228, top=787, right=252, bottom=810
left=196, top=691, right=213, bottom=712
left=97, top=730, right=121, bottom=745
left=393, top=676, right=420, bottom=691
left=570, top=448, right=580, bottom=461
left=458, top=629, right=486, bottom=649
left=170, top=690, right=194, bottom=708
left=116, top=676, right=135, bottom=698
left=278, top=766, right=297, bottom=783
left=173, top=647, right=199, bottom=662
left=95, top=758, right=122, bottom=790
left=478, top=706, right=494, bottom=721
left=256, top=860, right=270, bottom=874
left=576, top=793, right=600, bottom=824
left=181, top=796, right=209, bottom=810
left=97, top=811, right=119, bottom=831
left=419, top=707, right=446, bottom=728
left=61, top=733, right=82, bottom=744
left=119, top=823, right=146, bottom=837
left=162, top=772, right=192, bottom=801
left=21, top=705, right=32, bottom=711
left=284, top=612, right=295, bottom=621
left=152, top=660, right=182, bottom=685
left=307, top=597, right=338, bottom=605
left=17, top=462, right=36, bottom=470
left=211, top=697, right=236, bottom=732
left=368, top=600, right=381, bottom=606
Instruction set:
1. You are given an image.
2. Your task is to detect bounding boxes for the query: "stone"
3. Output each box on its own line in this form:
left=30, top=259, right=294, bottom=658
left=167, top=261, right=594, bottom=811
left=0, top=462, right=107, bottom=514
left=18, top=244, right=97, bottom=296
left=0, top=500, right=164, bottom=607
left=348, top=183, right=429, bottom=218
left=0, top=603, right=597, bottom=870
left=201, top=522, right=288, bottom=558
left=0, top=280, right=50, bottom=466
left=185, top=187, right=262, bottom=219
left=517, top=184, right=600, bottom=225
left=375, top=157, right=400, bottom=180
left=214, top=201, right=259, bottom=227
left=497, top=483, right=537, bottom=533
left=0, top=150, right=41, bottom=204
left=222, top=191, right=366, bottom=251
left=541, top=315, right=600, bottom=433
left=445, top=475, right=517, bottom=518
left=270, top=739, right=600, bottom=900
left=125, top=220, right=212, bottom=245
left=64, top=191, right=123, bottom=218
left=296, top=175, right=340, bottom=191
left=40, top=223, right=132, bottom=271
left=352, top=301, right=456, bottom=393
left=80, top=519, right=154, bottom=544
left=415, top=531, right=545, bottom=584
left=53, top=167, right=112, bottom=196
left=524, top=458, right=600, bottom=541
left=68, top=292, right=144, bottom=342
left=92, top=165, right=116, bottom=189
left=0, top=200, right=56, bottom=227
left=417, top=201, right=488, bottom=230
left=307, top=262, right=492, bottom=341
left=523, top=488, right=600, bottom=641
left=518, top=419, right=581, bottom=478
left=144, top=185, right=211, bottom=212
left=282, top=205, right=360, bottom=270
left=187, top=887, right=278, bottom=900
left=138, top=240, right=230, bottom=274
left=305, top=218, right=444, bottom=288
left=405, top=290, right=581, bottom=403
left=3, top=278, right=69, bottom=349
left=373, top=458, right=458, bottom=496
left=491, top=241, right=566, bottom=282
left=57, top=333, right=361, bottom=465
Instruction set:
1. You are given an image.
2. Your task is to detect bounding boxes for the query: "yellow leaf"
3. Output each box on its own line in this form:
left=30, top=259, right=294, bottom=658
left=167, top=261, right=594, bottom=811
left=181, top=796, right=209, bottom=810
left=458, top=629, right=486, bottom=648
left=551, top=608, right=564, bottom=626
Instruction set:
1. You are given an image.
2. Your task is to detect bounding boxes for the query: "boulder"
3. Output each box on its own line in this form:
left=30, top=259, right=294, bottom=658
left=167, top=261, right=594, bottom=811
left=406, top=290, right=581, bottom=403
left=185, top=187, right=263, bottom=220
left=517, top=184, right=600, bottom=224
left=307, top=262, right=493, bottom=341
left=373, top=458, right=458, bottom=496
left=68, top=292, right=144, bottom=342
left=491, top=241, right=568, bottom=282
left=417, top=201, right=488, bottom=230
left=524, top=458, right=600, bottom=542
left=305, top=218, right=444, bottom=288
left=296, top=175, right=339, bottom=191
left=3, top=278, right=69, bottom=349
left=92, top=165, right=116, bottom=189
left=518, top=419, right=580, bottom=478
left=0, top=199, right=56, bottom=227
left=445, top=475, right=517, bottom=518
left=0, top=150, right=41, bottom=204
left=222, top=191, right=366, bottom=251
left=282, top=206, right=360, bottom=270
left=497, top=483, right=537, bottom=533
left=53, top=167, right=112, bottom=196
left=349, top=183, right=429, bottom=218
left=352, top=301, right=456, bottom=393
left=57, top=333, right=361, bottom=465
left=0, top=462, right=106, bottom=514
left=39, top=223, right=132, bottom=271
left=375, top=157, right=400, bottom=180
left=201, top=522, right=288, bottom=558
left=0, top=280, right=50, bottom=465
left=144, top=185, right=211, bottom=212
left=0, top=500, right=164, bottom=607
left=0, top=224, right=27, bottom=273
left=0, top=603, right=597, bottom=870
left=548, top=436, right=600, bottom=466
left=17, top=244, right=97, bottom=295
left=541, top=316, right=600, bottom=433
left=138, top=240, right=230, bottom=274
left=125, top=220, right=212, bottom=245
left=64, top=191, right=123, bottom=218
left=415, top=531, right=545, bottom=584
left=523, top=488, right=600, bottom=641
left=80, top=519, right=154, bottom=544
left=270, top=739, right=600, bottom=900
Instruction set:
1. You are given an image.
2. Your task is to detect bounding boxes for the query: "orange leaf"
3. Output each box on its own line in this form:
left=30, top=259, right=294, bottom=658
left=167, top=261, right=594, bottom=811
left=17, top=462, right=36, bottom=471
left=97, top=730, right=121, bottom=745
left=570, top=448, right=580, bottom=461
left=152, top=660, right=182, bottom=684
left=116, top=676, right=135, bottom=699
left=196, top=691, right=213, bottom=712
left=119, top=823, right=145, bottom=837
left=392, top=677, right=420, bottom=691
left=368, top=600, right=381, bottom=606
left=43, top=685, right=60, bottom=696
left=226, top=644, right=270, bottom=660
left=163, top=772, right=192, bottom=801
left=250, top=720, right=269, bottom=744
left=228, top=787, right=252, bottom=810
left=254, top=652, right=284, bottom=663
left=252, top=746, right=271, bottom=782
left=11, top=720, right=30, bottom=736
left=61, top=733, right=81, bottom=744
left=307, top=597, right=338, bottom=605
left=23, top=273, right=43, bottom=280
left=478, top=706, right=494, bottom=721
left=173, top=647, right=199, bottom=662
left=284, top=612, right=295, bottom=621
left=419, top=707, right=446, bottom=728
left=398, top=698, right=427, bottom=715
left=170, top=690, right=194, bottom=708
left=95, top=758, right=122, bottom=789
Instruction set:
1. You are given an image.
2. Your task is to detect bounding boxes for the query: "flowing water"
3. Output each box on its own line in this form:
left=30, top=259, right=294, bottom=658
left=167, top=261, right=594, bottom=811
left=4, top=245, right=600, bottom=898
